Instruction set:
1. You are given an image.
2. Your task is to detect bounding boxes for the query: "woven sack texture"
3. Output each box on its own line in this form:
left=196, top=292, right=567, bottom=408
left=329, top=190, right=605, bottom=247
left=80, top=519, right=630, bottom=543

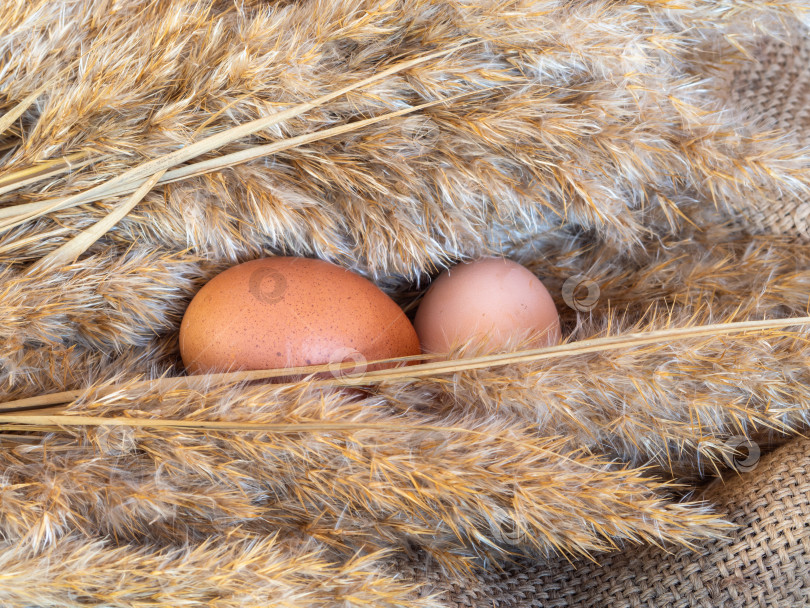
left=725, top=19, right=810, bottom=238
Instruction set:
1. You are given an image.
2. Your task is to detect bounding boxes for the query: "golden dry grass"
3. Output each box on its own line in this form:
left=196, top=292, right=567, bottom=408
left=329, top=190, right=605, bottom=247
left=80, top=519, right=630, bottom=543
left=0, top=0, right=809, bottom=606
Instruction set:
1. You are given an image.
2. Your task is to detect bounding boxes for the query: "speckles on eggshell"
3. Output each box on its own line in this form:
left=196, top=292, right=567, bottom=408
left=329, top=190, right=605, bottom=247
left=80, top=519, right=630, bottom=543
left=179, top=256, right=421, bottom=374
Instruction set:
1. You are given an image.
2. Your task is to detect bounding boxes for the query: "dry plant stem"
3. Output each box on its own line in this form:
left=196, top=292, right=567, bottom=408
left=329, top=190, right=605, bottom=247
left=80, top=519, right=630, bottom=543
left=0, top=153, right=85, bottom=186
left=0, top=83, right=49, bottom=137
left=313, top=316, right=810, bottom=387
left=0, top=316, right=806, bottom=417
left=133, top=92, right=476, bottom=189
left=0, top=406, right=762, bottom=474
left=0, top=416, right=458, bottom=433
left=0, top=91, right=478, bottom=225
left=0, top=151, right=85, bottom=186
left=0, top=43, right=480, bottom=233
left=0, top=227, right=71, bottom=255
left=0, top=153, right=99, bottom=196
left=0, top=352, right=434, bottom=413
left=27, top=169, right=167, bottom=273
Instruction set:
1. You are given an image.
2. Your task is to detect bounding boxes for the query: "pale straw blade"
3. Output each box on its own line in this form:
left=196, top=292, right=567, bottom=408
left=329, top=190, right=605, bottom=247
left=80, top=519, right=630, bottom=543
left=0, top=316, right=807, bottom=415
left=139, top=92, right=473, bottom=190
left=0, top=153, right=100, bottom=196
left=0, top=200, right=47, bottom=220
left=317, top=315, right=810, bottom=387
left=0, top=227, right=71, bottom=255
left=0, top=92, right=473, bottom=226
left=0, top=152, right=86, bottom=187
left=0, top=84, right=48, bottom=137
left=0, top=43, right=479, bottom=232
left=27, top=169, right=166, bottom=273
left=0, top=415, right=423, bottom=433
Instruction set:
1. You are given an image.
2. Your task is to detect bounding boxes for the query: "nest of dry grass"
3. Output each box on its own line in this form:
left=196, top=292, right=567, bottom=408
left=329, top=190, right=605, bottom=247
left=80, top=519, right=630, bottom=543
left=0, top=1, right=809, bottom=606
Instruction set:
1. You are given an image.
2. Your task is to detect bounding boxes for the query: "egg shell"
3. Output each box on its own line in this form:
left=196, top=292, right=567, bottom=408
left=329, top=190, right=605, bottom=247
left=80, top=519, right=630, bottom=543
left=413, top=257, right=561, bottom=355
left=179, top=257, right=421, bottom=374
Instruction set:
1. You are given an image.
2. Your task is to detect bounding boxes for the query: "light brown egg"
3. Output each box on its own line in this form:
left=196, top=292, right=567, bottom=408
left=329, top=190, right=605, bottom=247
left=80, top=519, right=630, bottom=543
left=413, top=257, right=561, bottom=355
left=179, top=257, right=421, bottom=375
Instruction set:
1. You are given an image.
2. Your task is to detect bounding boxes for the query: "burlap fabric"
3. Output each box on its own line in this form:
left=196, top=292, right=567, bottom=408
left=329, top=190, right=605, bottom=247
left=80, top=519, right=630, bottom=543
left=727, top=20, right=810, bottom=239
left=435, top=434, right=810, bottom=607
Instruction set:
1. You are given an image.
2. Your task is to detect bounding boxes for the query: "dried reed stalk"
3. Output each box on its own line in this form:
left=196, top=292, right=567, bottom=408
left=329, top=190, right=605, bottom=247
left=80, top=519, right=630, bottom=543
left=1, top=315, right=805, bottom=417
left=28, top=169, right=167, bottom=272
left=0, top=84, right=49, bottom=137
left=0, top=91, right=476, bottom=228
left=0, top=43, right=480, bottom=234
left=0, top=152, right=90, bottom=193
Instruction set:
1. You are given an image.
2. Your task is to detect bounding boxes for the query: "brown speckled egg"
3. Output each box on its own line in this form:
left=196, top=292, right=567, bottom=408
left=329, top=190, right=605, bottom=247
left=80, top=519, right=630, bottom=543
left=179, top=257, right=421, bottom=374
left=413, top=257, right=561, bottom=355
